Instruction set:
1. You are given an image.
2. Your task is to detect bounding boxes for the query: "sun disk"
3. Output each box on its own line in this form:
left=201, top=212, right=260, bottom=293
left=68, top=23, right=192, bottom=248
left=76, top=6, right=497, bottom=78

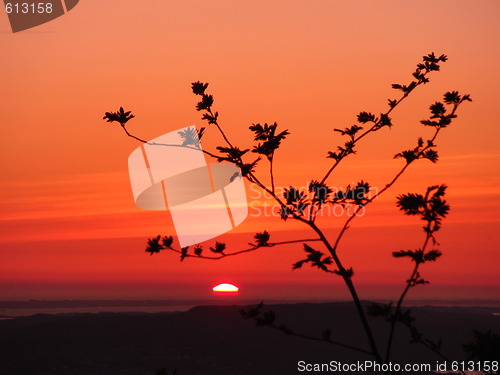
left=212, top=283, right=239, bottom=293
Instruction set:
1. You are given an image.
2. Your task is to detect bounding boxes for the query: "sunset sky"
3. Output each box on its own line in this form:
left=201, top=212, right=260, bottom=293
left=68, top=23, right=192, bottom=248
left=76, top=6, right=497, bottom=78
left=1, top=1, right=498, bottom=301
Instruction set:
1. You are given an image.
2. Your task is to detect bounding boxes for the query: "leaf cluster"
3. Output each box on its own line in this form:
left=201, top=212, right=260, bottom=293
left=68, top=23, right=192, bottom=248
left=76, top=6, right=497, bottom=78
left=240, top=303, right=294, bottom=335
left=252, top=231, right=271, bottom=247
left=327, top=140, right=356, bottom=161
left=215, top=146, right=259, bottom=177
left=396, top=185, right=449, bottom=233
left=103, top=107, right=135, bottom=125
left=279, top=181, right=371, bottom=221
left=391, top=53, right=447, bottom=96
left=240, top=302, right=275, bottom=326
left=145, top=235, right=173, bottom=255
left=192, top=81, right=219, bottom=124
left=392, top=249, right=442, bottom=264
left=420, top=91, right=471, bottom=128
left=249, top=122, right=289, bottom=160
left=332, top=181, right=370, bottom=206
left=394, top=138, right=439, bottom=164
left=292, top=244, right=333, bottom=273
left=309, top=180, right=332, bottom=204
left=282, top=187, right=308, bottom=217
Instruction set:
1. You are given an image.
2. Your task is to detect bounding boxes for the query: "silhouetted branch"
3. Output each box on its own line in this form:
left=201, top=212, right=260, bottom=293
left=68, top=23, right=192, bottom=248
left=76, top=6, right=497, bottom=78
left=119, top=122, right=222, bottom=159
left=240, top=303, right=373, bottom=355
left=385, top=232, right=432, bottom=362
left=320, top=53, right=448, bottom=184
left=328, top=94, right=469, bottom=262
left=270, top=156, right=275, bottom=193
left=146, top=236, right=322, bottom=260
left=384, top=184, right=451, bottom=362
left=307, top=220, right=384, bottom=362
left=269, top=324, right=373, bottom=355
left=104, top=53, right=473, bottom=368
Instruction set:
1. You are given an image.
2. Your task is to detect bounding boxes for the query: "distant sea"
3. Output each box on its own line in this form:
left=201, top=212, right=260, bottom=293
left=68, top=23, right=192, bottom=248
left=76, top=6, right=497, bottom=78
left=1, top=298, right=499, bottom=318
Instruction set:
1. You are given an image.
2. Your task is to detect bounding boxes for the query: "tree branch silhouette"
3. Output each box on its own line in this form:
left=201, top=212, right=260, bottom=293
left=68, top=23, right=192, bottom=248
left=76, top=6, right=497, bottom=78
left=320, top=53, right=448, bottom=184
left=241, top=302, right=373, bottom=355
left=103, top=110, right=222, bottom=160
left=104, top=52, right=472, bottom=367
left=145, top=233, right=322, bottom=260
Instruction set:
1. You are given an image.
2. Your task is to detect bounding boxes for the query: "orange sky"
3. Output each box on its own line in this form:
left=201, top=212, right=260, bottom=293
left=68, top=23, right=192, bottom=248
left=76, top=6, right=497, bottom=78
left=0, top=1, right=499, bottom=301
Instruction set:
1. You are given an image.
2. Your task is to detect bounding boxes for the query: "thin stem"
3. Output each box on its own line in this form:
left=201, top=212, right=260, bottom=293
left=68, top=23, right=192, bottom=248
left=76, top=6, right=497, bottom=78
left=120, top=124, right=221, bottom=159
left=120, top=124, right=147, bottom=143
left=385, top=232, right=431, bottom=362
left=208, top=108, right=234, bottom=149
left=269, top=155, right=275, bottom=194
left=268, top=324, right=373, bottom=355
left=308, top=221, right=384, bottom=363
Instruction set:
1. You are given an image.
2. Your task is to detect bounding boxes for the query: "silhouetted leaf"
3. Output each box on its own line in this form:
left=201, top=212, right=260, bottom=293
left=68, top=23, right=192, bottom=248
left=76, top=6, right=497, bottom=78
left=216, top=146, right=249, bottom=163
left=293, top=244, right=333, bottom=273
left=162, top=236, right=174, bottom=248
left=284, top=186, right=304, bottom=204
left=210, top=241, right=226, bottom=254
left=191, top=81, right=209, bottom=95
left=146, top=235, right=163, bottom=255
left=357, top=112, right=376, bottom=123
left=309, top=180, right=331, bottom=204
left=443, top=91, right=461, bottom=104
left=394, top=149, right=418, bottom=163
left=196, top=94, right=214, bottom=111
left=202, top=112, right=218, bottom=124
left=429, top=102, right=446, bottom=118
left=180, top=247, right=188, bottom=261
left=422, top=149, right=439, bottom=163
left=334, top=125, right=364, bottom=137
left=327, top=151, right=341, bottom=160
left=249, top=122, right=289, bottom=159
left=194, top=245, right=203, bottom=256
left=379, top=113, right=392, bottom=127
left=103, top=107, right=135, bottom=125
left=240, top=158, right=260, bottom=177
left=396, top=193, right=425, bottom=215
left=254, top=231, right=270, bottom=247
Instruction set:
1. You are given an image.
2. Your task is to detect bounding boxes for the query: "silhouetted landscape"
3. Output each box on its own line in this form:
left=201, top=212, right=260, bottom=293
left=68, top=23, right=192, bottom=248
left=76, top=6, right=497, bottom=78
left=2, top=2, right=499, bottom=375
left=0, top=302, right=497, bottom=375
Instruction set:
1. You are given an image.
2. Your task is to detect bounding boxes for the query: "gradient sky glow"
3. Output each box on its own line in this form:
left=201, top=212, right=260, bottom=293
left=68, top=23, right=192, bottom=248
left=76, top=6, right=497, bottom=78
left=0, top=0, right=499, bottom=301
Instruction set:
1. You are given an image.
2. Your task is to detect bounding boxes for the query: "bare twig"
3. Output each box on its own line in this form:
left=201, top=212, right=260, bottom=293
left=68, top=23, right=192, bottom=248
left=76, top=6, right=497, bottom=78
left=268, top=324, right=373, bottom=355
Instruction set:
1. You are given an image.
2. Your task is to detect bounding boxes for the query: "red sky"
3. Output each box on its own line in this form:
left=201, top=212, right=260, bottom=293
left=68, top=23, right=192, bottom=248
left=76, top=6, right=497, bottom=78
left=0, top=1, right=499, bottom=301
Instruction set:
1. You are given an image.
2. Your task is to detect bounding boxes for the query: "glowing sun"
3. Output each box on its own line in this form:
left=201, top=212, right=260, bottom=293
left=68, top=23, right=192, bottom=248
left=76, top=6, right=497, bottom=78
left=212, top=283, right=239, bottom=294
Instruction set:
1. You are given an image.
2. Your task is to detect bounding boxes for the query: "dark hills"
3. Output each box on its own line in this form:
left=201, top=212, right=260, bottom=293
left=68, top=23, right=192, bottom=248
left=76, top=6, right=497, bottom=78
left=0, top=302, right=497, bottom=375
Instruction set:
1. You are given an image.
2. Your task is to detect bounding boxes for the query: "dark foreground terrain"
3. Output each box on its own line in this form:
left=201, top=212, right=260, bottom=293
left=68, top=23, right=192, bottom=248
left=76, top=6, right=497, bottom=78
left=0, top=302, right=498, bottom=375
